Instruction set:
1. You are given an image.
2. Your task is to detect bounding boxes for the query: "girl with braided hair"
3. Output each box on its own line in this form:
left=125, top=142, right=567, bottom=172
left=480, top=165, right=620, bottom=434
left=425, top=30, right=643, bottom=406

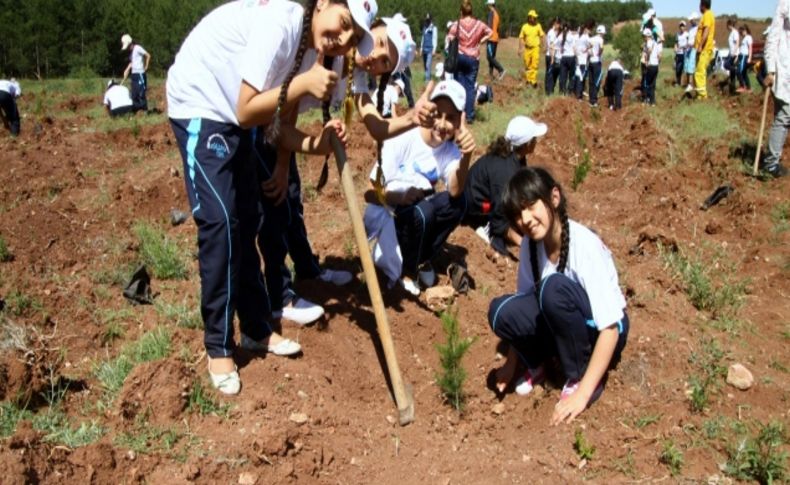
left=487, top=167, right=629, bottom=424
left=166, top=0, right=376, bottom=395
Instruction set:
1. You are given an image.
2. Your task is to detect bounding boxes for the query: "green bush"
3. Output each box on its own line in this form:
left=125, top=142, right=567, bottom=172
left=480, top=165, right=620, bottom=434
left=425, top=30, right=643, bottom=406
left=613, top=24, right=644, bottom=72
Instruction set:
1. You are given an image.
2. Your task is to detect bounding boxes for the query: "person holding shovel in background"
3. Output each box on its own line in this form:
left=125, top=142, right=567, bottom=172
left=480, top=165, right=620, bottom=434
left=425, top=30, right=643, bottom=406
left=762, top=0, right=790, bottom=178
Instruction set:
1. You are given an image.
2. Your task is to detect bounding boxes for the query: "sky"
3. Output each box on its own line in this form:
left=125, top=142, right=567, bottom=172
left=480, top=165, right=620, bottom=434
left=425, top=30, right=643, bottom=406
left=646, top=0, right=775, bottom=19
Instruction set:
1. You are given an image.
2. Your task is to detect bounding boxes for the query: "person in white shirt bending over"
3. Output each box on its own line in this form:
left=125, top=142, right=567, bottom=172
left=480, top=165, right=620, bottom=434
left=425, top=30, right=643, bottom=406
left=121, top=34, right=151, bottom=112
left=103, top=80, right=133, bottom=117
left=0, top=78, right=21, bottom=136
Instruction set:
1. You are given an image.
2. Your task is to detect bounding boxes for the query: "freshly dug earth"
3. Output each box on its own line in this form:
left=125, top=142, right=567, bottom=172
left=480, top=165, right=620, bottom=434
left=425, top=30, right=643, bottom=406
left=0, top=66, right=787, bottom=483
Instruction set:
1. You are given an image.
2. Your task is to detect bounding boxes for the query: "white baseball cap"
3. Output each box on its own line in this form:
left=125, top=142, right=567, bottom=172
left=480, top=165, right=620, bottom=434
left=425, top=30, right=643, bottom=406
left=486, top=0, right=496, bottom=5
left=382, top=16, right=417, bottom=73
left=505, top=116, right=547, bottom=148
left=121, top=34, right=132, bottom=51
left=430, top=80, right=466, bottom=112
left=596, top=25, right=606, bottom=34
left=392, top=13, right=407, bottom=22
left=348, top=0, right=378, bottom=56
left=645, top=8, right=656, bottom=17
left=688, top=11, right=700, bottom=21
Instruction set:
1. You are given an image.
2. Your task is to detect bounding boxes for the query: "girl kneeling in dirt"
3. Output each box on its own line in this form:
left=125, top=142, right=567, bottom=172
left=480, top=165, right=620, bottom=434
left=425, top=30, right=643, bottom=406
left=254, top=14, right=430, bottom=327
left=166, top=0, right=376, bottom=394
left=364, top=79, right=476, bottom=295
left=462, top=115, right=547, bottom=257
left=488, top=167, right=629, bottom=424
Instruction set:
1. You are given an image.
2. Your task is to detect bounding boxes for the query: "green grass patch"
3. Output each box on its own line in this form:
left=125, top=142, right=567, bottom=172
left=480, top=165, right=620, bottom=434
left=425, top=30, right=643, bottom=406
left=32, top=409, right=104, bottom=448
left=0, top=235, right=12, bottom=262
left=155, top=298, right=201, bottom=330
left=660, top=440, right=684, bottom=476
left=187, top=380, right=231, bottom=418
left=0, top=402, right=33, bottom=438
left=435, top=310, right=475, bottom=412
left=573, top=428, right=596, bottom=461
left=687, top=337, right=727, bottom=413
left=771, top=202, right=790, bottom=234
left=133, top=221, right=189, bottom=280
left=725, top=421, right=788, bottom=484
left=128, top=327, right=172, bottom=363
left=650, top=101, right=737, bottom=147
left=634, top=414, right=661, bottom=429
left=4, top=290, right=43, bottom=317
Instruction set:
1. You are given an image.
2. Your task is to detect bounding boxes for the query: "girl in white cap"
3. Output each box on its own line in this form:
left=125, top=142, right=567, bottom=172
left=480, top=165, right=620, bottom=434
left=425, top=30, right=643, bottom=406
left=488, top=167, right=629, bottom=424
left=0, top=78, right=21, bottom=136
left=121, top=34, right=150, bottom=112
left=463, top=116, right=547, bottom=256
left=363, top=79, right=476, bottom=295
left=642, top=27, right=660, bottom=105
left=166, top=0, right=378, bottom=395
left=684, top=12, right=700, bottom=92
left=254, top=14, right=434, bottom=328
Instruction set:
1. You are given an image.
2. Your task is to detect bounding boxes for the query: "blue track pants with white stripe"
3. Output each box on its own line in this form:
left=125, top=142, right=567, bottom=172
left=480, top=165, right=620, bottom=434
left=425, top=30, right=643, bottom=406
left=170, top=118, right=272, bottom=358
left=489, top=273, right=628, bottom=380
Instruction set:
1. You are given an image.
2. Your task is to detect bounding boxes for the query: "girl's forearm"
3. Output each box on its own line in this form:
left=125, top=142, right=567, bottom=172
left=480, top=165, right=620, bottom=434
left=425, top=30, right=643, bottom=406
left=236, top=76, right=309, bottom=128
left=577, top=326, right=619, bottom=398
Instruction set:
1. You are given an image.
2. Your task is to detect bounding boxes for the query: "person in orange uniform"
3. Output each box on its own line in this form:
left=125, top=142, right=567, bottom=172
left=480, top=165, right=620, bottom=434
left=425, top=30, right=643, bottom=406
left=694, top=0, right=715, bottom=99
left=486, top=0, right=506, bottom=80
left=519, top=10, right=545, bottom=87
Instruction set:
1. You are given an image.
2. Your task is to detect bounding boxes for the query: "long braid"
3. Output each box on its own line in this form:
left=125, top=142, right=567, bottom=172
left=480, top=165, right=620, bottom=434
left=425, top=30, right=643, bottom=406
left=529, top=239, right=540, bottom=286
left=557, top=205, right=570, bottom=273
left=267, top=0, right=317, bottom=143
left=314, top=53, right=336, bottom=191
left=372, top=71, right=392, bottom=205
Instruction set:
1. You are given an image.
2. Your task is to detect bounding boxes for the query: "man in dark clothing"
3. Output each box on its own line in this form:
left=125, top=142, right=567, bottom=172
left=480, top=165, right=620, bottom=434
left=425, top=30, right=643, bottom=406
left=463, top=116, right=547, bottom=256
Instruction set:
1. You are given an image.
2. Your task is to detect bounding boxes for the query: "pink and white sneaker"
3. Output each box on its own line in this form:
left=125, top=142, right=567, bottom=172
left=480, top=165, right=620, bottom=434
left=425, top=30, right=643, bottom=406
left=514, top=366, right=546, bottom=396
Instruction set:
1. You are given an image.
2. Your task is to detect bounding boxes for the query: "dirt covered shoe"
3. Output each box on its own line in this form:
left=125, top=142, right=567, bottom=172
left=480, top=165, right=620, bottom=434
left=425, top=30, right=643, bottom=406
left=514, top=366, right=546, bottom=396
left=318, top=268, right=353, bottom=286
left=279, top=297, right=325, bottom=325
left=240, top=333, right=302, bottom=356
left=207, top=358, right=240, bottom=395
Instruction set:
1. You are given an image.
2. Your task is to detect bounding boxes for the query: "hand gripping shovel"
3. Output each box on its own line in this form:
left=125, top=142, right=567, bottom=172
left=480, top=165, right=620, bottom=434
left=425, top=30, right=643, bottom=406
left=329, top=132, right=415, bottom=425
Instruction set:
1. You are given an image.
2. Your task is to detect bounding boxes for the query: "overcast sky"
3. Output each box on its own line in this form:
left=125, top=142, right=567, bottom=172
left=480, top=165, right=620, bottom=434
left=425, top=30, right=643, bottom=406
left=645, top=0, right=776, bottom=19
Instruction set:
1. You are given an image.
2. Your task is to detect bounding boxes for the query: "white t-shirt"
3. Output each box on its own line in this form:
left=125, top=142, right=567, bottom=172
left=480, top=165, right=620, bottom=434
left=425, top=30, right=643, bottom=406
left=166, top=0, right=304, bottom=124
left=561, top=32, right=578, bottom=57
left=740, top=34, right=753, bottom=56
left=575, top=33, right=590, bottom=64
left=545, top=28, right=558, bottom=52
left=0, top=80, right=21, bottom=97
left=645, top=38, right=660, bottom=66
left=371, top=127, right=461, bottom=194
left=371, top=84, right=400, bottom=117
left=676, top=31, right=689, bottom=53
left=103, top=85, right=133, bottom=110
left=589, top=35, right=603, bottom=63
left=728, top=29, right=740, bottom=55
left=688, top=26, right=698, bottom=49
left=516, top=220, right=626, bottom=330
left=130, top=44, right=148, bottom=73
left=608, top=60, right=623, bottom=72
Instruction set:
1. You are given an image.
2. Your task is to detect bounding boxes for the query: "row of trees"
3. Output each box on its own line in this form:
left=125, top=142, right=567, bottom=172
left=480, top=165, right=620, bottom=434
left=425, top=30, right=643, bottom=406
left=0, top=0, right=650, bottom=78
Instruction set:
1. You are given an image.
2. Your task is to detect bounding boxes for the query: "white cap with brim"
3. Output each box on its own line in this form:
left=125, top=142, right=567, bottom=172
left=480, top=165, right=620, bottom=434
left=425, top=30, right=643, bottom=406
left=392, top=13, right=406, bottom=23
left=121, top=34, right=132, bottom=51
left=486, top=0, right=495, bottom=5
left=646, top=8, right=656, bottom=17
left=596, top=25, right=606, bottom=34
left=430, top=80, right=466, bottom=112
left=348, top=0, right=378, bottom=56
left=688, top=11, right=700, bottom=21
left=505, top=116, right=547, bottom=148
left=383, top=16, right=416, bottom=74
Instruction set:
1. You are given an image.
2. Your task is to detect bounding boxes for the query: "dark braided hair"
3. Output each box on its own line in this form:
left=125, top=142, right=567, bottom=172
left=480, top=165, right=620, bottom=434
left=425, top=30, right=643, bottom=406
left=487, top=136, right=512, bottom=158
left=503, top=167, right=570, bottom=283
left=372, top=69, right=392, bottom=192
left=267, top=0, right=319, bottom=143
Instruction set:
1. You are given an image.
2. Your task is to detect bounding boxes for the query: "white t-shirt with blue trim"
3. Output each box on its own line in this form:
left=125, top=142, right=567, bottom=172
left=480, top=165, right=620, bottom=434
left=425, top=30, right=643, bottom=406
left=516, top=219, right=626, bottom=330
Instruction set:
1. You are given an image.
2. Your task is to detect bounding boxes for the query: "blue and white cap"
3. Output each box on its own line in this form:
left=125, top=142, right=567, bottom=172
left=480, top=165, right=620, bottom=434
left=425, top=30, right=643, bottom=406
left=348, top=0, right=378, bottom=56
left=382, top=15, right=416, bottom=73
left=430, top=79, right=466, bottom=112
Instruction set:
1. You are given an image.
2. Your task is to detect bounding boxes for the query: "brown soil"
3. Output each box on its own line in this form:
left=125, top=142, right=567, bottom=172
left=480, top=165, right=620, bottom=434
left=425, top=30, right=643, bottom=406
left=0, top=57, right=787, bottom=483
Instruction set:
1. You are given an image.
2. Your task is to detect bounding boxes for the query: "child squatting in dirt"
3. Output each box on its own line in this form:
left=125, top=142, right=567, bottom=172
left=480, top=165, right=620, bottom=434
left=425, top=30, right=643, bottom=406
left=487, top=167, right=630, bottom=424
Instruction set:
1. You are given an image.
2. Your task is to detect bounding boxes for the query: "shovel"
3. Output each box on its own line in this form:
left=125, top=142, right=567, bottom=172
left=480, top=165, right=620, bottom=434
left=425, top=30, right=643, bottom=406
left=753, top=88, right=771, bottom=176
left=328, top=132, right=415, bottom=426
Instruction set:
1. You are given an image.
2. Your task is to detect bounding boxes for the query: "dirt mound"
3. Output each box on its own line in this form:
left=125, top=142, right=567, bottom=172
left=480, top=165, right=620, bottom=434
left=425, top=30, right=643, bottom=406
left=116, top=358, right=192, bottom=424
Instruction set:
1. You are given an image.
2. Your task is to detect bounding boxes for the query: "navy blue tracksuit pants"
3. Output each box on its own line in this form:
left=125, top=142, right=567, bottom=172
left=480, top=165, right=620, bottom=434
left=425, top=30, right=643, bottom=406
left=588, top=61, right=602, bottom=106
left=489, top=273, right=629, bottom=381
left=0, top=91, right=20, bottom=136
left=605, top=70, right=624, bottom=110
left=171, top=118, right=272, bottom=358
left=574, top=64, right=588, bottom=99
left=394, top=191, right=466, bottom=275
left=558, top=56, right=576, bottom=95
left=131, top=72, right=148, bottom=112
left=253, top=139, right=322, bottom=312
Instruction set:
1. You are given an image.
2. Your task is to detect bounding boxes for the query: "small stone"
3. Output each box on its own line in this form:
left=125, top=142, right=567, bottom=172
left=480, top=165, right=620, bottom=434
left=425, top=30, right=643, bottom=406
left=297, top=390, right=309, bottom=400
left=494, top=352, right=504, bottom=361
left=350, top=457, right=359, bottom=466
left=126, top=450, right=136, bottom=461
left=522, top=454, right=530, bottom=462
left=238, top=472, right=257, bottom=485
left=726, top=364, right=754, bottom=390
left=385, top=415, right=397, bottom=425
left=578, top=458, right=588, bottom=469
left=289, top=412, right=309, bottom=424
left=492, top=403, right=505, bottom=415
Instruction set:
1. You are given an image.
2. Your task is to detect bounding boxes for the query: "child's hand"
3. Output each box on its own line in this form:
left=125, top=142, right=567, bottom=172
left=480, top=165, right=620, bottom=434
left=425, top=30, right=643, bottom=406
left=318, top=119, right=347, bottom=154
left=302, top=53, right=338, bottom=101
left=551, top=388, right=590, bottom=425
left=414, top=81, right=437, bottom=128
left=455, top=113, right=476, bottom=155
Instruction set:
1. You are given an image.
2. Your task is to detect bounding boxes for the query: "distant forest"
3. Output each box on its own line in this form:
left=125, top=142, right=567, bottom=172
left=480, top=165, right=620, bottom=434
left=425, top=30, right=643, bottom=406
left=0, top=0, right=650, bottom=78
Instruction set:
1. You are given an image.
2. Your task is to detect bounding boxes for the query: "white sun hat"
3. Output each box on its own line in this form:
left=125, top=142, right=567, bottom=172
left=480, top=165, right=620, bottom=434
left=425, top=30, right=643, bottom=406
left=121, top=34, right=132, bottom=51
left=430, top=79, right=466, bottom=112
left=347, top=0, right=378, bottom=56
left=382, top=16, right=417, bottom=73
left=505, top=116, right=548, bottom=148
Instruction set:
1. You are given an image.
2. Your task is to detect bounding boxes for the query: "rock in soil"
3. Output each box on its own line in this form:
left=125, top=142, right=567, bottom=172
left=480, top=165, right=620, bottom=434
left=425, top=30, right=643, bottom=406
left=726, top=363, right=754, bottom=390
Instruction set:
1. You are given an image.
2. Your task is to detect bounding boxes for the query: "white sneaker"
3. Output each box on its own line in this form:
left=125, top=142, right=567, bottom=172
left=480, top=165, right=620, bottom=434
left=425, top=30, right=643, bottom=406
left=498, top=69, right=507, bottom=81
left=207, top=359, right=241, bottom=395
left=281, top=297, right=324, bottom=325
left=400, top=277, right=421, bottom=296
left=418, top=263, right=436, bottom=288
left=240, top=333, right=302, bottom=356
left=474, top=223, right=491, bottom=244
left=684, top=84, right=694, bottom=93
left=319, top=268, right=353, bottom=286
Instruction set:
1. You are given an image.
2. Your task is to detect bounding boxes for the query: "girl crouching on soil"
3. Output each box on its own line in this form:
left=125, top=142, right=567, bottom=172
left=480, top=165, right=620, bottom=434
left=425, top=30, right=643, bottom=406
left=364, top=79, right=476, bottom=295
left=487, top=167, right=629, bottom=424
left=462, top=115, right=547, bottom=257
left=166, top=0, right=375, bottom=394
